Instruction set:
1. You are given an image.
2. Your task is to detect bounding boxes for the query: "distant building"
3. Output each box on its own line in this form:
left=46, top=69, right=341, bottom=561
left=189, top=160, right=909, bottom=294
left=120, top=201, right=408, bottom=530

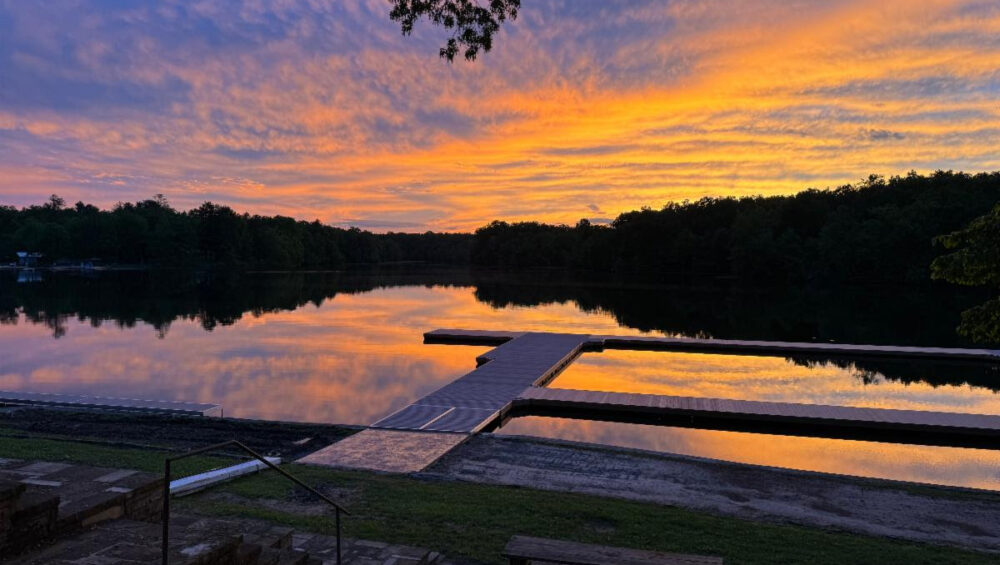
left=15, top=251, right=42, bottom=267
left=17, top=269, right=42, bottom=283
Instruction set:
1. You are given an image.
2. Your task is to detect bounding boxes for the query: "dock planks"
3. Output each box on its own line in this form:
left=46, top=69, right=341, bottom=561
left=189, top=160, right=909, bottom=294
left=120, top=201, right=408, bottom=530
left=426, top=328, right=1000, bottom=362
left=372, top=332, right=589, bottom=433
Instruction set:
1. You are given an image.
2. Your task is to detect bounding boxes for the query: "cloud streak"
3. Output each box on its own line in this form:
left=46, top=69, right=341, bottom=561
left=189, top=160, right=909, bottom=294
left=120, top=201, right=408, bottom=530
left=1, top=0, right=999, bottom=230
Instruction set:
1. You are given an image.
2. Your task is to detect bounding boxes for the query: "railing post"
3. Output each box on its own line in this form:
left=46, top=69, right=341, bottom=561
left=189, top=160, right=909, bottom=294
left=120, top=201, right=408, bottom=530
left=159, top=440, right=347, bottom=565
left=336, top=506, right=342, bottom=565
left=162, top=458, right=171, bottom=565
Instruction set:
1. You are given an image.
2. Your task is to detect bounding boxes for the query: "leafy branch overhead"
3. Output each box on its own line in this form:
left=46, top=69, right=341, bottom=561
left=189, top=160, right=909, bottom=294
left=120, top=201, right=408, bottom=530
left=931, top=204, right=1000, bottom=287
left=931, top=203, right=1000, bottom=343
left=390, top=0, right=520, bottom=61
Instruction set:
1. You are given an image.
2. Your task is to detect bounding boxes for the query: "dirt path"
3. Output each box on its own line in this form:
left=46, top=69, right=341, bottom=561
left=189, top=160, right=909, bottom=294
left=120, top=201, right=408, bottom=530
left=424, top=434, right=1000, bottom=552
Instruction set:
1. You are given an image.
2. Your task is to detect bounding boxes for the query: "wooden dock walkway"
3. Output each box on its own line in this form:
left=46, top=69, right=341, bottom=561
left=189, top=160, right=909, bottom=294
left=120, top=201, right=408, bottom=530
left=377, top=329, right=1000, bottom=439
left=0, top=390, right=222, bottom=416
left=371, top=332, right=588, bottom=433
left=302, top=329, right=1000, bottom=472
left=426, top=329, right=1000, bottom=362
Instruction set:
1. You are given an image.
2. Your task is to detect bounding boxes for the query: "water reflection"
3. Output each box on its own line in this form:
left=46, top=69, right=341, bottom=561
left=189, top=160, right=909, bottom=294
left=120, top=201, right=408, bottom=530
left=0, top=269, right=998, bottom=489
left=497, top=417, right=1000, bottom=490
left=551, top=350, right=1000, bottom=413
left=1, top=269, right=992, bottom=347
left=0, top=285, right=493, bottom=423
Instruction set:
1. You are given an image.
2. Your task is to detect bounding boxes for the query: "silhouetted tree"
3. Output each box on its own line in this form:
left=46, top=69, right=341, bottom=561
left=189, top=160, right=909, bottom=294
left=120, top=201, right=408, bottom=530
left=932, top=203, right=1000, bottom=343
left=470, top=171, right=1000, bottom=287
left=0, top=196, right=472, bottom=269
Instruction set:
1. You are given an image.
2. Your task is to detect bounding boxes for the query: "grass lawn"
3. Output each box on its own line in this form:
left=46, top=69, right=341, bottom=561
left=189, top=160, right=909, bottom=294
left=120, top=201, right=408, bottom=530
left=0, top=431, right=232, bottom=478
left=0, top=432, right=994, bottom=564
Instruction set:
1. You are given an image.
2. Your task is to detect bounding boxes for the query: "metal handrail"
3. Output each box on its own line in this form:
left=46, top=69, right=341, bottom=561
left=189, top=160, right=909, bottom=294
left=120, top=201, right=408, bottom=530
left=161, top=440, right=349, bottom=565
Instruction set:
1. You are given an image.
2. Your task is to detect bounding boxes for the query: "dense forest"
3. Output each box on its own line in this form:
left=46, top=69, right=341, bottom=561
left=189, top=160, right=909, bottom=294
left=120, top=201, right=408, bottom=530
left=1, top=171, right=998, bottom=286
left=472, top=171, right=1000, bottom=284
left=0, top=197, right=471, bottom=268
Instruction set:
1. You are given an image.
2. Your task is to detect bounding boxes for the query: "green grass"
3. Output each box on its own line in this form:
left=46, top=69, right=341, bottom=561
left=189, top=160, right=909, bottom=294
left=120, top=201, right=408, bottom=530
left=0, top=433, right=994, bottom=564
left=0, top=433, right=234, bottom=478
left=187, top=465, right=996, bottom=564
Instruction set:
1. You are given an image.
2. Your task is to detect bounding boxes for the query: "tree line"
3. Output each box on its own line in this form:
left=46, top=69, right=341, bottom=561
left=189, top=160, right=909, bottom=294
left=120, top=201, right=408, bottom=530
left=471, top=171, right=1000, bottom=285
left=1, top=170, right=997, bottom=285
left=0, top=196, right=471, bottom=269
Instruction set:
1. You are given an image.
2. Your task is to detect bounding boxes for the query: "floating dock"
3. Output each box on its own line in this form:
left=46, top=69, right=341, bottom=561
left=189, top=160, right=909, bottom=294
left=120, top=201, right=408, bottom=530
left=300, top=329, right=1000, bottom=472
left=0, top=390, right=222, bottom=416
left=513, top=387, right=1000, bottom=449
left=371, top=332, right=587, bottom=433
left=425, top=329, right=1000, bottom=362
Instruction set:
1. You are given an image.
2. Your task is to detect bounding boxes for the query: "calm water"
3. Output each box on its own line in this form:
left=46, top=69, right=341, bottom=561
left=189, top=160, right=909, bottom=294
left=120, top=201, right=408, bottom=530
left=1, top=268, right=998, bottom=489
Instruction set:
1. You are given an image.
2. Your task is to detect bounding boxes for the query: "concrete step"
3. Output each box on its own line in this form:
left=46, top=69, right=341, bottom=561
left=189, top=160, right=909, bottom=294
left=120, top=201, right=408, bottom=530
left=237, top=541, right=264, bottom=564
left=0, top=479, right=27, bottom=554
left=242, top=525, right=295, bottom=550
left=7, top=517, right=241, bottom=564
left=9, top=513, right=448, bottom=565
left=5, top=490, right=59, bottom=555
left=0, top=459, right=163, bottom=540
left=293, top=533, right=440, bottom=565
left=257, top=545, right=311, bottom=565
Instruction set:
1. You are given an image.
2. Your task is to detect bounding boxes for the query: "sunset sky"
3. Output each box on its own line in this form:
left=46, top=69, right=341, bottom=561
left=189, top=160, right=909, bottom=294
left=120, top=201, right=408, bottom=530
left=2, top=0, right=999, bottom=231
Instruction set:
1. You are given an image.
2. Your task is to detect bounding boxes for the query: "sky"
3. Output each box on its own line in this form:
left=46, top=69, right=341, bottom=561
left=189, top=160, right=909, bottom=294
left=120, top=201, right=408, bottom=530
left=1, top=0, right=999, bottom=232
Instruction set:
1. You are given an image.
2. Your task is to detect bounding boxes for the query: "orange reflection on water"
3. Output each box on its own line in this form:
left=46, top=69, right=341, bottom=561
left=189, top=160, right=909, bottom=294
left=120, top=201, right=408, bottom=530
left=498, top=416, right=1000, bottom=491
left=552, top=350, right=1000, bottom=414
left=0, top=284, right=653, bottom=424
left=2, top=282, right=999, bottom=490
left=0, top=286, right=498, bottom=423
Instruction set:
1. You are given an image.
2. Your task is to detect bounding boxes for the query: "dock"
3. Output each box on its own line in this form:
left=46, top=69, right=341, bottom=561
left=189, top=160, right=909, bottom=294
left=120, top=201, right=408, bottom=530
left=300, top=329, right=1000, bottom=472
left=0, top=390, right=222, bottom=416
left=513, top=387, right=1000, bottom=449
left=425, top=328, right=1000, bottom=362
left=371, top=332, right=587, bottom=433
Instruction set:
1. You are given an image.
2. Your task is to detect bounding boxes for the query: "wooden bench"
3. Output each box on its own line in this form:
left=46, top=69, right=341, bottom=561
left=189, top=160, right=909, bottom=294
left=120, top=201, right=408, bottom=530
left=503, top=535, right=724, bottom=565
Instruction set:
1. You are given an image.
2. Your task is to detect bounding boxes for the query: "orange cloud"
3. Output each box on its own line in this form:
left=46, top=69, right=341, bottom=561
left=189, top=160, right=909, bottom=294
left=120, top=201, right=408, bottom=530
left=1, top=1, right=999, bottom=229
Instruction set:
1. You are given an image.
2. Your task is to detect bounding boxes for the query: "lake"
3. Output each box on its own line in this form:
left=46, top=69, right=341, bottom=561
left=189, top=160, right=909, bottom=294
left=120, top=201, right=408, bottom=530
left=1, top=268, right=998, bottom=489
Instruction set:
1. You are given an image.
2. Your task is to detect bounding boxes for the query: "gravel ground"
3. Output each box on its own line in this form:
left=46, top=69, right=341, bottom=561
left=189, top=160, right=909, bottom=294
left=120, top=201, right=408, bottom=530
left=423, top=433, right=1000, bottom=553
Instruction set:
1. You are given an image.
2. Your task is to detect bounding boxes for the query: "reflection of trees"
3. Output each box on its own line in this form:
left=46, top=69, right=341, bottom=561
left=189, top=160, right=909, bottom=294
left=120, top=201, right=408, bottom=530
left=471, top=271, right=991, bottom=347
left=787, top=356, right=1000, bottom=393
left=3, top=268, right=997, bottom=391
left=0, top=268, right=474, bottom=339
left=470, top=272, right=999, bottom=392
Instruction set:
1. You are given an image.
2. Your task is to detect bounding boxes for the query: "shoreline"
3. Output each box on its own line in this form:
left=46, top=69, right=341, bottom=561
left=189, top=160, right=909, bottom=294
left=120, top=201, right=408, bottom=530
left=482, top=431, right=1000, bottom=499
left=8, top=406, right=998, bottom=498
left=3, top=408, right=1000, bottom=554
left=423, top=433, right=1000, bottom=550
